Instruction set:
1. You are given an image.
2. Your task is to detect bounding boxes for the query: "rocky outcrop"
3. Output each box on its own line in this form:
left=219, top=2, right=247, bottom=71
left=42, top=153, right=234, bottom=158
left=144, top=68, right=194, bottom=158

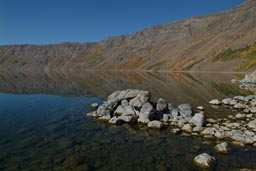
left=1, top=1, right=256, bottom=72
left=87, top=89, right=256, bottom=147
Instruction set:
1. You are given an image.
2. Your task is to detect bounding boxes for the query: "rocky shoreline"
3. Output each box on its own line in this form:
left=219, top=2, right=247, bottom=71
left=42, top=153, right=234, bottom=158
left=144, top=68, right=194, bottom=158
left=86, top=89, right=256, bottom=169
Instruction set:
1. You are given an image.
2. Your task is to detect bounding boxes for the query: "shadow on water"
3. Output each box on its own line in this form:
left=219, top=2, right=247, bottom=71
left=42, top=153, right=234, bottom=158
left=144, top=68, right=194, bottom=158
left=0, top=70, right=255, bottom=171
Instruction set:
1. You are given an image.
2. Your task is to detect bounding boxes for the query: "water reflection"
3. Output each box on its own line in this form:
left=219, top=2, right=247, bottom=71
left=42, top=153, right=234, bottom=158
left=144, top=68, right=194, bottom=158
left=0, top=70, right=250, bottom=117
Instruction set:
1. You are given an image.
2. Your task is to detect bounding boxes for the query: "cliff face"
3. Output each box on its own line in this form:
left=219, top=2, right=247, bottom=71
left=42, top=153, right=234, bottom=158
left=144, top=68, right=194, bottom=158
left=1, top=0, right=256, bottom=72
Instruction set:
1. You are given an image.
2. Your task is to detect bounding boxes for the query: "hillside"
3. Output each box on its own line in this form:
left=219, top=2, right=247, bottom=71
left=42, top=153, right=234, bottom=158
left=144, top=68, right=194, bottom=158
left=1, top=0, right=256, bottom=72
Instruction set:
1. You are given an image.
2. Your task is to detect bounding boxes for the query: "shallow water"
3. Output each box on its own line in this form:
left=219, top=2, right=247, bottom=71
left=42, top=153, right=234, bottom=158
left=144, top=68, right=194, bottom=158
left=0, top=71, right=255, bottom=171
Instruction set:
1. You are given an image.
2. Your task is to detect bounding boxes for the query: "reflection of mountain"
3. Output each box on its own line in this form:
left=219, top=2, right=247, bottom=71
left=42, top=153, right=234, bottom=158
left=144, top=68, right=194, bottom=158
left=0, top=71, right=249, bottom=107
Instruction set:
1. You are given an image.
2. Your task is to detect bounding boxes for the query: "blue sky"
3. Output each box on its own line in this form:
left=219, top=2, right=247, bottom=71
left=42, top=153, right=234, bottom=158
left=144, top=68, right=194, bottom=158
left=1, top=0, right=245, bottom=45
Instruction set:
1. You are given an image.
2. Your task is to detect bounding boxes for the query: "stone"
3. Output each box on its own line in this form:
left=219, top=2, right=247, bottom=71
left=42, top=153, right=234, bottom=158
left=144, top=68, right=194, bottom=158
left=230, top=99, right=238, bottom=106
left=86, top=111, right=98, bottom=117
left=162, top=114, right=171, bottom=122
left=190, top=111, right=207, bottom=127
left=231, top=141, right=245, bottom=147
left=118, top=115, right=133, bottom=123
left=171, top=108, right=179, bottom=118
left=250, top=107, right=256, bottom=113
left=214, top=131, right=226, bottom=139
left=98, top=115, right=111, bottom=120
left=214, top=142, right=230, bottom=154
left=97, top=104, right=111, bottom=117
left=209, top=99, right=221, bottom=105
left=248, top=120, right=256, bottom=129
left=233, top=103, right=246, bottom=109
left=234, top=95, right=246, bottom=101
left=178, top=104, right=193, bottom=117
left=193, top=126, right=203, bottom=132
left=235, top=113, right=246, bottom=120
left=250, top=99, right=256, bottom=106
left=109, top=117, right=124, bottom=125
left=222, top=98, right=232, bottom=105
left=156, top=98, right=168, bottom=112
left=207, top=118, right=217, bottom=124
left=193, top=153, right=216, bottom=169
left=138, top=102, right=154, bottom=124
left=90, top=103, right=99, bottom=108
left=170, top=128, right=181, bottom=134
left=181, top=124, right=192, bottom=133
left=196, top=106, right=204, bottom=111
left=107, top=89, right=150, bottom=104
left=129, top=94, right=149, bottom=108
left=114, top=104, right=135, bottom=116
left=245, top=95, right=255, bottom=102
left=201, top=127, right=216, bottom=136
left=148, top=120, right=163, bottom=129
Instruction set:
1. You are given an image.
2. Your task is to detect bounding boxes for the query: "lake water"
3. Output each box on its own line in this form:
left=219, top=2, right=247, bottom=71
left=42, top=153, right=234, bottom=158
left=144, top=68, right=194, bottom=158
left=0, top=71, right=255, bottom=171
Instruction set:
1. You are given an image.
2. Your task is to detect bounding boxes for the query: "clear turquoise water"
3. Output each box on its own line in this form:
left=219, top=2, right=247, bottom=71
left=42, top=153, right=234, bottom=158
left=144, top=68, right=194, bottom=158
left=0, top=71, right=255, bottom=171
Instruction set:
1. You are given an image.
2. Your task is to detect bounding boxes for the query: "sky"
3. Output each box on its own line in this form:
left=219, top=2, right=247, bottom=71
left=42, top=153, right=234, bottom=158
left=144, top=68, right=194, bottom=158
left=0, top=0, right=245, bottom=45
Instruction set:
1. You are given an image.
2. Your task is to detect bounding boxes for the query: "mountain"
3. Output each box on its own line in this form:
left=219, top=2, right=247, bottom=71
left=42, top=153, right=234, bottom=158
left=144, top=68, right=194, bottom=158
left=1, top=0, right=256, bottom=72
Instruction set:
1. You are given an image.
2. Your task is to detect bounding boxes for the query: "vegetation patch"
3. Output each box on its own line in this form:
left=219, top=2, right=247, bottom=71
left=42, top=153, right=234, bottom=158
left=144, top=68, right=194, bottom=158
left=146, top=61, right=166, bottom=70
left=211, top=83, right=251, bottom=96
left=212, top=43, right=256, bottom=70
left=183, top=59, right=205, bottom=70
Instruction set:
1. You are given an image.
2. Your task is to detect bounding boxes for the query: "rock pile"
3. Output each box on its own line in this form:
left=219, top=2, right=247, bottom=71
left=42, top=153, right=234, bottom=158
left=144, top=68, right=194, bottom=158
left=87, top=89, right=256, bottom=147
left=87, top=89, right=202, bottom=130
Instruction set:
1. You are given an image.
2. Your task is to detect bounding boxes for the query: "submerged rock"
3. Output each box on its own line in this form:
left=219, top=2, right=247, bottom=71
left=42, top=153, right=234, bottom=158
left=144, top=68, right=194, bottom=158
left=193, top=153, right=216, bottom=169
left=90, top=103, right=99, bottom=108
left=214, top=142, right=230, bottom=154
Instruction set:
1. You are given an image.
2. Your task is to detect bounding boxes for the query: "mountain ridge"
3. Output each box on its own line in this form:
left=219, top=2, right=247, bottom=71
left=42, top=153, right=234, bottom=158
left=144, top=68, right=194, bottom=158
left=1, top=0, right=256, bottom=72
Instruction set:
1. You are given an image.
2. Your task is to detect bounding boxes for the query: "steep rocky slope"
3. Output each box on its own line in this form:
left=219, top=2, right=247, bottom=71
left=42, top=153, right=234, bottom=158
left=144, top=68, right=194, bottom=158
left=1, top=0, right=256, bottom=72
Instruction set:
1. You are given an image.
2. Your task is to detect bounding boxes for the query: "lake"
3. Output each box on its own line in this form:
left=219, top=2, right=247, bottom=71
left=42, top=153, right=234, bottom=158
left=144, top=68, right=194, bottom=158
left=0, top=71, right=255, bottom=171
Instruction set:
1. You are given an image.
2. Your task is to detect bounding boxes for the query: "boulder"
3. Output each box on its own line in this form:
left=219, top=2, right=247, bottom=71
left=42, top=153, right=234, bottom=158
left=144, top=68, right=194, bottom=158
left=201, top=127, right=216, bottom=136
left=107, top=89, right=150, bottom=104
left=193, top=153, right=216, bottom=169
left=248, top=120, right=256, bottom=129
left=235, top=113, right=246, bottom=120
left=233, top=103, right=246, bottom=109
left=209, top=99, right=221, bottom=105
left=222, top=98, right=232, bottom=105
left=234, top=95, right=245, bottom=101
left=190, top=111, right=207, bottom=128
left=114, top=103, right=135, bottom=116
left=138, top=102, right=154, bottom=124
left=148, top=120, right=163, bottom=129
left=214, top=142, right=230, bottom=154
left=156, top=98, right=168, bottom=112
left=171, top=108, right=179, bottom=118
left=118, top=115, right=133, bottom=123
left=109, top=117, right=124, bottom=125
left=178, top=104, right=193, bottom=117
left=129, top=94, right=149, bottom=108
left=96, top=104, right=111, bottom=117
left=181, top=124, right=192, bottom=133
left=162, top=114, right=171, bottom=122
